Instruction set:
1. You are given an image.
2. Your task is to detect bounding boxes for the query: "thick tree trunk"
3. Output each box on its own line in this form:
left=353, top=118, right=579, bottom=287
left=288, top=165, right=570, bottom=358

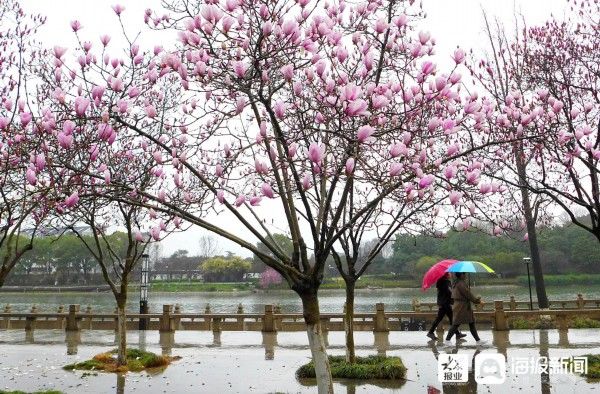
left=515, top=146, right=549, bottom=308
left=116, top=296, right=128, bottom=367
left=300, top=291, right=333, bottom=394
left=344, top=280, right=356, bottom=364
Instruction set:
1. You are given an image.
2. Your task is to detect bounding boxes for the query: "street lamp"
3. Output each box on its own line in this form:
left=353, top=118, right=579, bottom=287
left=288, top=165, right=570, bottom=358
left=139, top=253, right=150, bottom=330
left=523, top=257, right=533, bottom=310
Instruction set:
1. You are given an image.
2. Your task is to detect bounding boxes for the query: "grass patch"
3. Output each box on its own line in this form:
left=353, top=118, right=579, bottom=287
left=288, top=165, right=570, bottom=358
left=516, top=274, right=600, bottom=286
left=296, top=355, right=406, bottom=380
left=145, top=281, right=256, bottom=292
left=509, top=317, right=554, bottom=329
left=0, top=392, right=62, bottom=394
left=570, top=317, right=600, bottom=328
left=63, top=348, right=180, bottom=373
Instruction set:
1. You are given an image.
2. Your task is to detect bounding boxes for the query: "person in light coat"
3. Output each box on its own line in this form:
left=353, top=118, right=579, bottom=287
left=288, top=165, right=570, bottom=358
left=444, top=272, right=486, bottom=345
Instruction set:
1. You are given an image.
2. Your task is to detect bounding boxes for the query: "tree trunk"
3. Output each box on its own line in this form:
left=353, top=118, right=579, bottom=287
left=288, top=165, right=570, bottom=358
left=116, top=295, right=128, bottom=367
left=515, top=146, right=549, bottom=308
left=300, top=291, right=333, bottom=394
left=344, top=279, right=356, bottom=364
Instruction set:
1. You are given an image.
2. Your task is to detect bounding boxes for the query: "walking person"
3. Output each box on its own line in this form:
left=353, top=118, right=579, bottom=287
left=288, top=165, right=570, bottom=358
left=444, top=272, right=486, bottom=345
left=426, top=273, right=466, bottom=340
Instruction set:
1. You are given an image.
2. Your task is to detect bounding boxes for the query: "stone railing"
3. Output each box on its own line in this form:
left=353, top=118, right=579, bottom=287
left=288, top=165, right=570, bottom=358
left=2, top=300, right=600, bottom=334
left=411, top=293, right=600, bottom=312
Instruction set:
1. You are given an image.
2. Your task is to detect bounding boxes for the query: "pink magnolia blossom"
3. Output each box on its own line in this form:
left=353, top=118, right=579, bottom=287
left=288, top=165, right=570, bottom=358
left=261, top=183, right=275, bottom=198
left=356, top=125, right=374, bottom=143
left=64, top=191, right=79, bottom=208
left=345, top=158, right=355, bottom=175
left=418, top=174, right=435, bottom=189
left=389, top=163, right=403, bottom=177
left=308, top=143, right=324, bottom=163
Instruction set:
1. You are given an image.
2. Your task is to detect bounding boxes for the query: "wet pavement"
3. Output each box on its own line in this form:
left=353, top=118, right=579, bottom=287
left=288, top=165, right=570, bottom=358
left=0, top=329, right=599, bottom=393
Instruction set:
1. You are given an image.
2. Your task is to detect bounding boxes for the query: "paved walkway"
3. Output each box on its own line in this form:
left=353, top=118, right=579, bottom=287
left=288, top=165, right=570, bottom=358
left=0, top=329, right=598, bottom=393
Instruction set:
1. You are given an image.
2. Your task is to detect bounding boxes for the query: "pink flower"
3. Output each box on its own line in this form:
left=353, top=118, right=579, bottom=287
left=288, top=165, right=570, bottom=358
left=100, top=34, right=111, bottom=46
left=217, top=190, right=225, bottom=204
left=57, top=132, right=74, bottom=149
left=74, top=96, right=90, bottom=117
left=280, top=64, right=294, bottom=82
left=128, top=86, right=140, bottom=98
left=92, top=85, right=105, bottom=100
left=281, top=19, right=298, bottom=36
left=70, top=20, right=82, bottom=32
left=345, top=158, right=355, bottom=175
left=135, top=230, right=144, bottom=242
left=145, top=105, right=157, bottom=118
left=53, top=46, right=67, bottom=59
left=449, top=191, right=462, bottom=205
left=308, top=143, right=324, bottom=163
left=375, top=17, right=388, bottom=34
left=110, top=78, right=124, bottom=91
left=418, top=31, right=431, bottom=44
left=250, top=196, right=262, bottom=206
left=0, top=117, right=9, bottom=129
left=421, top=61, right=435, bottom=76
left=150, top=227, right=161, bottom=241
left=215, top=164, right=224, bottom=177
left=418, top=174, right=435, bottom=189
left=302, top=174, right=312, bottom=190
left=389, top=163, right=403, bottom=177
left=201, top=5, right=223, bottom=24
left=452, top=48, right=465, bottom=64
left=274, top=101, right=287, bottom=119
left=288, top=143, right=298, bottom=158
left=64, top=191, right=79, bottom=208
left=26, top=168, right=37, bottom=186
left=112, top=4, right=125, bottom=15
left=234, top=195, right=246, bottom=207
left=261, top=183, right=274, bottom=198
left=233, top=61, right=248, bottom=78
left=346, top=99, right=368, bottom=116
left=357, top=125, right=374, bottom=143
left=444, top=165, right=457, bottom=180
left=20, top=112, right=32, bottom=127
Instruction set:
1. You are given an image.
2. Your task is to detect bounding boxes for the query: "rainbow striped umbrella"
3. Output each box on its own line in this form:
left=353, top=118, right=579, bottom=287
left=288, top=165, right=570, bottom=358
left=447, top=260, right=495, bottom=273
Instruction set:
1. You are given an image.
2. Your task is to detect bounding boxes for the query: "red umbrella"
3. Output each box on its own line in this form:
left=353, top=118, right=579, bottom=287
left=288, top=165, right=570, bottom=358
left=421, top=259, right=458, bottom=291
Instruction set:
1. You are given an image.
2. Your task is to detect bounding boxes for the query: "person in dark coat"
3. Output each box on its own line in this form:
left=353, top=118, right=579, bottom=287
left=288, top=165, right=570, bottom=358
left=426, top=273, right=466, bottom=340
left=445, top=272, right=486, bottom=345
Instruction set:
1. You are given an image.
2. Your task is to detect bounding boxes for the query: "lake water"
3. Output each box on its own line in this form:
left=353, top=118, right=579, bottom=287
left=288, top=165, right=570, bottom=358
left=2, top=285, right=600, bottom=314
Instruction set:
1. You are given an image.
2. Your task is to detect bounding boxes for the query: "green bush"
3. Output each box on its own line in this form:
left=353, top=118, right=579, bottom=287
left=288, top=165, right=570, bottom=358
left=201, top=256, right=252, bottom=282
left=509, top=318, right=554, bottom=329
left=64, top=349, right=175, bottom=373
left=296, top=355, right=406, bottom=380
left=570, top=317, right=600, bottom=329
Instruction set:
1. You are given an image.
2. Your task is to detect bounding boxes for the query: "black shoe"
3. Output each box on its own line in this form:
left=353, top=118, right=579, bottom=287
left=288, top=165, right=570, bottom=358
left=457, top=332, right=467, bottom=339
left=426, top=332, right=437, bottom=340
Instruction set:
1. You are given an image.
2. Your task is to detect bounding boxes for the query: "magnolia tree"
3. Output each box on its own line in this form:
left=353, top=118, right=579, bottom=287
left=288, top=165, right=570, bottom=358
left=41, top=1, right=505, bottom=390
left=469, top=2, right=599, bottom=309
left=0, top=0, right=52, bottom=286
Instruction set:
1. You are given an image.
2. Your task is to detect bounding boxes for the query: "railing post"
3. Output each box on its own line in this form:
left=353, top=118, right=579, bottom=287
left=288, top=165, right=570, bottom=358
left=57, top=305, right=65, bottom=329
left=509, top=296, right=516, bottom=310
left=159, top=304, right=175, bottom=333
left=576, top=294, right=584, bottom=309
left=65, top=304, right=81, bottom=332
left=204, top=304, right=211, bottom=327
left=411, top=298, right=421, bottom=312
left=556, top=313, right=569, bottom=331
left=236, top=303, right=245, bottom=330
left=374, top=303, right=389, bottom=332
left=174, top=304, right=182, bottom=330
left=274, top=304, right=282, bottom=331
left=493, top=300, right=508, bottom=331
left=25, top=305, right=38, bottom=333
left=3, top=304, right=11, bottom=329
left=262, top=304, right=276, bottom=333
left=85, top=306, right=93, bottom=329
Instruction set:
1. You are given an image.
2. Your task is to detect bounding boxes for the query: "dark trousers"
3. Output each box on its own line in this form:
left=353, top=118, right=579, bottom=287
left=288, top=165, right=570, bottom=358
left=428, top=304, right=453, bottom=333
left=446, top=322, right=480, bottom=341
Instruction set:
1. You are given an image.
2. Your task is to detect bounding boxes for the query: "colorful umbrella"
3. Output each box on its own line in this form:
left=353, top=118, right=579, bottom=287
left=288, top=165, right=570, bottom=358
left=447, top=260, right=495, bottom=273
left=421, top=259, right=458, bottom=291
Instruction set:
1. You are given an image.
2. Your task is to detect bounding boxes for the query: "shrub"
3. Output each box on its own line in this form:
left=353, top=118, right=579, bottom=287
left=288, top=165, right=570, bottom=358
left=297, top=355, right=406, bottom=380
left=64, top=349, right=175, bottom=373
left=570, top=317, right=600, bottom=329
left=200, top=256, right=252, bottom=282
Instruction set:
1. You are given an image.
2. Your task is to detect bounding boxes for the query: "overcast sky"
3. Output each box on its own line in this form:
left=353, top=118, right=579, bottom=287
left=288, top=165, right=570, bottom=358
left=19, top=0, right=570, bottom=257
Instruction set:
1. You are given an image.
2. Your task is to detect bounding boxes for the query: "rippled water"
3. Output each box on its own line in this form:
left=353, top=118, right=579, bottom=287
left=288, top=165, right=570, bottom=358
left=3, top=285, right=600, bottom=314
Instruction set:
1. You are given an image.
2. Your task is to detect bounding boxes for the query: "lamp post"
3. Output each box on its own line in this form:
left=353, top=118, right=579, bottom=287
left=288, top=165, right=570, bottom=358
left=139, top=253, right=150, bottom=330
left=523, top=257, right=533, bottom=310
